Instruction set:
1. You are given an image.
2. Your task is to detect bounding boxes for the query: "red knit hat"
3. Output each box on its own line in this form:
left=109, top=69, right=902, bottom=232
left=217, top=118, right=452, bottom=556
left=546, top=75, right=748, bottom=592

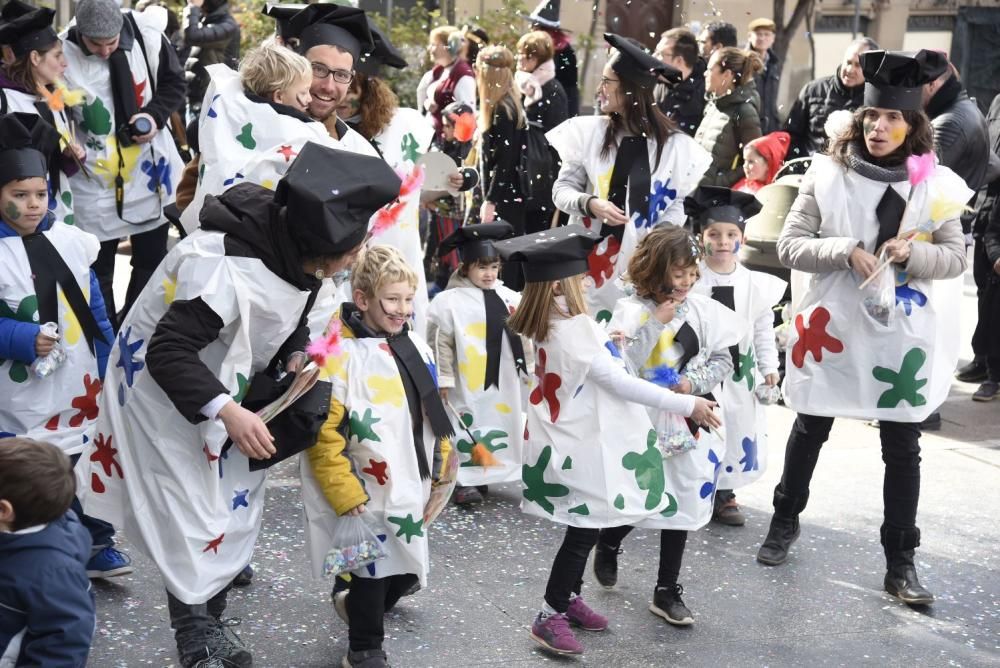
left=745, top=131, right=791, bottom=185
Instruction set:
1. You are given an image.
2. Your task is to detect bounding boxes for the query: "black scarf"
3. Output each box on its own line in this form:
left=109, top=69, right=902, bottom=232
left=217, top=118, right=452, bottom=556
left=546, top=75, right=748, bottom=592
left=605, top=136, right=650, bottom=242
left=342, top=304, right=454, bottom=480
left=109, top=48, right=139, bottom=137
left=483, top=289, right=526, bottom=390
left=21, top=231, right=107, bottom=354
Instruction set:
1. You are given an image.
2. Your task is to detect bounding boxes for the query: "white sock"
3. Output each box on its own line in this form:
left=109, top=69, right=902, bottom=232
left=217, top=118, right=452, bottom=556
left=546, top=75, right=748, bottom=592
left=540, top=601, right=558, bottom=618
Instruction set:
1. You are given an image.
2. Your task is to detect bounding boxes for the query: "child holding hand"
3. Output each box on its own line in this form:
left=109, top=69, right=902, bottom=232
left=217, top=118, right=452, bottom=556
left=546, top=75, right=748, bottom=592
left=688, top=186, right=787, bottom=526
left=496, top=226, right=718, bottom=656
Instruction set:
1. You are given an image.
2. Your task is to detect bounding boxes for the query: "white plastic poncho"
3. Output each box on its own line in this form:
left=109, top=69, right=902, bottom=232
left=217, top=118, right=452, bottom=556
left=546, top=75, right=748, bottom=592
left=546, top=116, right=711, bottom=322
left=783, top=155, right=971, bottom=423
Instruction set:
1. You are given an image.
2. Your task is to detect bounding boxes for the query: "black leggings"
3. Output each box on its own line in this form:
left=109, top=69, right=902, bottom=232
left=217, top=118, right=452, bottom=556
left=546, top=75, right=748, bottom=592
left=544, top=526, right=600, bottom=612
left=347, top=574, right=419, bottom=651
left=599, top=525, right=688, bottom=589
left=92, top=223, right=169, bottom=329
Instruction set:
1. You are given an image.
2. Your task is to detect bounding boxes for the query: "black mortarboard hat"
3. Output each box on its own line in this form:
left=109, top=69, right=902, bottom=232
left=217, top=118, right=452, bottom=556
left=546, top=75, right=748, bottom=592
left=0, top=6, right=57, bottom=59
left=439, top=221, right=514, bottom=262
left=684, top=186, right=761, bottom=233
left=604, top=33, right=681, bottom=89
left=494, top=226, right=601, bottom=282
left=356, top=16, right=407, bottom=76
left=288, top=4, right=374, bottom=64
left=274, top=142, right=401, bottom=256
left=1, top=0, right=35, bottom=24
left=860, top=49, right=948, bottom=111
left=0, top=112, right=59, bottom=187
left=261, top=3, right=307, bottom=40
left=523, top=0, right=561, bottom=30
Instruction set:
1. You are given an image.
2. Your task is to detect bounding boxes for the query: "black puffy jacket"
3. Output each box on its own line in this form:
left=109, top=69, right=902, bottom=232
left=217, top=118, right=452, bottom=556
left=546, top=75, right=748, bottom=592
left=184, top=2, right=240, bottom=106
left=784, top=68, right=864, bottom=158
left=655, top=58, right=706, bottom=137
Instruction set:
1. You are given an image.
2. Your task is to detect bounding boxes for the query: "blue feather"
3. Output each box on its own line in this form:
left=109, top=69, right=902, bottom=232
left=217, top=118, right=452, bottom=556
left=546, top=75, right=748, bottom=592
left=646, top=364, right=680, bottom=387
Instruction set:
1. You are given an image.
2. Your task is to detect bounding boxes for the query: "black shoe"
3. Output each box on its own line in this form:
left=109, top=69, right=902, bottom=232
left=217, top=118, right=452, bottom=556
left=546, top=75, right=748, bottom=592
left=206, top=619, right=252, bottom=668
left=955, top=359, right=988, bottom=383
left=712, top=490, right=746, bottom=526
left=476, top=485, right=489, bottom=496
left=649, top=584, right=693, bottom=626
left=756, top=516, right=800, bottom=566
left=453, top=485, right=483, bottom=506
left=972, top=381, right=999, bottom=402
left=592, top=542, right=621, bottom=587
left=231, top=564, right=253, bottom=588
left=884, top=564, right=934, bottom=606
left=342, top=649, right=390, bottom=668
left=920, top=412, right=942, bottom=431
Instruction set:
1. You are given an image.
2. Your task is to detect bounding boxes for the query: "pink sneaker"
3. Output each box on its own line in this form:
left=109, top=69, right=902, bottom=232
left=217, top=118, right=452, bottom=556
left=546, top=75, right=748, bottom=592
left=566, top=596, right=609, bottom=631
left=529, top=612, right=583, bottom=655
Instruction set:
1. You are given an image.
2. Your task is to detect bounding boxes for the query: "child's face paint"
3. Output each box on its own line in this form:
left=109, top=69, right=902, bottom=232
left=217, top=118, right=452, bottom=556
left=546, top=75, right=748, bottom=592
left=702, top=222, right=743, bottom=271
left=862, top=107, right=911, bottom=158
left=0, top=178, right=48, bottom=236
left=355, top=280, right=416, bottom=335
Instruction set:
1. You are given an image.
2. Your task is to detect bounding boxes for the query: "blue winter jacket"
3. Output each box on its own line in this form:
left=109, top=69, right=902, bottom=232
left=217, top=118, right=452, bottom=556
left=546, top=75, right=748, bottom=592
left=0, top=511, right=95, bottom=667
left=0, top=218, right=113, bottom=377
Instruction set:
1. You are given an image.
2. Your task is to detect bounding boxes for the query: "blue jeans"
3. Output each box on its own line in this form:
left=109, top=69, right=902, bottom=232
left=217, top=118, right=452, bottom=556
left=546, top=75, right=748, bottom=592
left=69, top=453, right=116, bottom=553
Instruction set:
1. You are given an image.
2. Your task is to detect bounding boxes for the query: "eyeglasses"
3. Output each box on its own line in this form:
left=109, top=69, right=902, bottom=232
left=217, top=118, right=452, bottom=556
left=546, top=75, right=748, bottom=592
left=311, top=62, right=354, bottom=84
left=598, top=76, right=620, bottom=88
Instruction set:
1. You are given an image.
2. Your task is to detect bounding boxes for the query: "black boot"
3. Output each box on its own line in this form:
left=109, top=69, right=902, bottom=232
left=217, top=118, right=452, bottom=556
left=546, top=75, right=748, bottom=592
left=756, top=487, right=808, bottom=566
left=592, top=541, right=622, bottom=587
left=882, top=526, right=933, bottom=606
left=168, top=590, right=252, bottom=668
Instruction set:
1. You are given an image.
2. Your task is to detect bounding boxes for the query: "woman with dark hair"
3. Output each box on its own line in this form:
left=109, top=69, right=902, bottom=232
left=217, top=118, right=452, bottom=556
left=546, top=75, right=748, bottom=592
left=0, top=6, right=86, bottom=225
left=548, top=33, right=711, bottom=319
left=695, top=46, right=763, bottom=186
left=460, top=25, right=488, bottom=66
left=759, top=50, right=972, bottom=607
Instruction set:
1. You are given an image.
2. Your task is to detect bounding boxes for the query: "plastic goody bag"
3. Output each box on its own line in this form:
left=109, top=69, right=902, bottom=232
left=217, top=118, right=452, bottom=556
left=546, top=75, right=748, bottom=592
left=754, top=383, right=782, bottom=405
left=861, top=252, right=895, bottom=327
left=653, top=410, right=698, bottom=457
left=322, top=512, right=388, bottom=577
left=30, top=322, right=66, bottom=378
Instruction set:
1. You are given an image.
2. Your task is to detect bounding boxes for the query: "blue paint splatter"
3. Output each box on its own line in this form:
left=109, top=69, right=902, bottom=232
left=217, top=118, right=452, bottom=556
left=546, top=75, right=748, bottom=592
left=739, top=436, right=759, bottom=472
left=232, top=489, right=249, bottom=510
left=643, top=178, right=677, bottom=228
left=206, top=94, right=221, bottom=118
left=895, top=284, right=927, bottom=316
left=223, top=172, right=244, bottom=187
left=141, top=157, right=174, bottom=195
left=604, top=340, right=622, bottom=358
left=116, top=326, right=145, bottom=388
left=699, top=448, right=722, bottom=499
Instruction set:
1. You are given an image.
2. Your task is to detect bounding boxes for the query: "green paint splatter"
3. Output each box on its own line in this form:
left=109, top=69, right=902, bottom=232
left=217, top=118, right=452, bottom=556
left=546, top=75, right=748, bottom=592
left=613, top=494, right=625, bottom=510
left=82, top=97, right=112, bottom=136
left=522, top=445, right=569, bottom=514
left=872, top=347, right=928, bottom=409
left=456, top=427, right=509, bottom=467
left=387, top=513, right=424, bottom=543
left=622, top=429, right=666, bottom=510
left=349, top=408, right=382, bottom=443
left=596, top=309, right=612, bottom=324
left=3, top=202, right=21, bottom=222
left=400, top=132, right=421, bottom=162
left=236, top=123, right=256, bottom=150
left=232, top=373, right=249, bottom=403
left=732, top=346, right=756, bottom=391
left=568, top=503, right=590, bottom=516
left=0, top=295, right=38, bottom=383
left=659, top=493, right=678, bottom=517
left=60, top=191, right=74, bottom=225
left=561, top=456, right=573, bottom=470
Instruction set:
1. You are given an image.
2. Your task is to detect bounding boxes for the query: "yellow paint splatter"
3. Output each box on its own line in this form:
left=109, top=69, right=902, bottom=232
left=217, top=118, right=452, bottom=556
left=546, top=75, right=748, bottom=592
left=638, top=311, right=650, bottom=326
left=643, top=330, right=678, bottom=370
left=464, top=322, right=486, bottom=340
left=495, top=402, right=512, bottom=414
left=93, top=136, right=141, bottom=189
left=260, top=179, right=275, bottom=190
left=319, top=351, right=348, bottom=382
left=57, top=288, right=82, bottom=346
left=458, top=344, right=486, bottom=389
left=596, top=166, right=613, bottom=201
left=928, top=196, right=970, bottom=224
left=162, top=275, right=177, bottom=305
left=367, top=374, right=405, bottom=407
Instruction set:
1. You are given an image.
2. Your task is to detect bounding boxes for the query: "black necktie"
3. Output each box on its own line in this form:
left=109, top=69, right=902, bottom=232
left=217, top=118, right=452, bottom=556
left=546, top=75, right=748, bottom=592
left=875, top=185, right=906, bottom=250
left=604, top=137, right=651, bottom=241
left=483, top=289, right=527, bottom=390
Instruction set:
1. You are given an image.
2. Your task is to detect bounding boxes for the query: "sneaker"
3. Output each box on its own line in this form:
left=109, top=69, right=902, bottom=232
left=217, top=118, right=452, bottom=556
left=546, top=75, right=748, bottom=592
left=649, top=584, right=694, bottom=626
left=972, top=381, right=999, bottom=402
left=206, top=619, right=252, bottom=668
left=231, top=565, right=254, bottom=588
left=341, top=649, right=390, bottom=668
left=453, top=485, right=484, bottom=506
left=955, top=359, right=988, bottom=383
left=920, top=412, right=942, bottom=431
left=712, top=495, right=746, bottom=527
left=565, top=596, right=608, bottom=631
left=592, top=542, right=621, bottom=588
left=529, top=612, right=583, bottom=655
left=86, top=546, right=134, bottom=579
left=333, top=590, right=349, bottom=624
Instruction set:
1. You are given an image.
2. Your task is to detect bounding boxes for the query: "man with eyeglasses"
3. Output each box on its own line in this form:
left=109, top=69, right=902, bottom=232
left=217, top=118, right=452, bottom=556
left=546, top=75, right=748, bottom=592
left=653, top=28, right=706, bottom=137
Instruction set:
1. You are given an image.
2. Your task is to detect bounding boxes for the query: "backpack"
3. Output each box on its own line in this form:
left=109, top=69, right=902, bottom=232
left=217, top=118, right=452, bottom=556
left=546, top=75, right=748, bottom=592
left=519, top=120, right=559, bottom=208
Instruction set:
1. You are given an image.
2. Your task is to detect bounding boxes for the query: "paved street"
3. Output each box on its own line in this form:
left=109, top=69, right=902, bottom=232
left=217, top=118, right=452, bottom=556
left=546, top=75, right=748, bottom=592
left=90, top=251, right=999, bottom=667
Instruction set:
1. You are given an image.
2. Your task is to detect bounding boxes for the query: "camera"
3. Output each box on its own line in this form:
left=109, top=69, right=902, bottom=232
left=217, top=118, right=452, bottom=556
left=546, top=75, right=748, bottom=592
left=116, top=115, right=154, bottom=147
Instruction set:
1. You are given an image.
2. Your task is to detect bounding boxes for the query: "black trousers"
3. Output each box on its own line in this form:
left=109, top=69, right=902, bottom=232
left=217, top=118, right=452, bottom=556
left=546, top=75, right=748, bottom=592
left=347, top=574, right=419, bottom=652
left=599, top=525, right=688, bottom=589
left=93, top=222, right=169, bottom=329
left=544, top=526, right=599, bottom=613
left=775, top=413, right=923, bottom=554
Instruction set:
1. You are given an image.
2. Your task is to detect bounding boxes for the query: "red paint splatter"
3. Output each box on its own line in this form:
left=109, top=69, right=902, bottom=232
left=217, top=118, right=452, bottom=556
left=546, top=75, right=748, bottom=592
left=276, top=145, right=297, bottom=162
left=133, top=79, right=147, bottom=108
left=45, top=414, right=60, bottom=430
left=362, top=458, right=389, bottom=485
left=69, top=374, right=102, bottom=427
left=587, top=235, right=620, bottom=289
left=90, top=433, right=123, bottom=478
left=91, top=472, right=105, bottom=494
left=203, top=443, right=220, bottom=464
left=791, top=307, right=844, bottom=368
left=203, top=533, right=225, bottom=554
left=529, top=348, right=562, bottom=422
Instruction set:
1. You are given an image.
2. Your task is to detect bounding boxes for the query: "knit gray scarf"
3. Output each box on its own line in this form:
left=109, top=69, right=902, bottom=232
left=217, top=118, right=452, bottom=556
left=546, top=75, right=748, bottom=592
left=845, top=142, right=908, bottom=183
